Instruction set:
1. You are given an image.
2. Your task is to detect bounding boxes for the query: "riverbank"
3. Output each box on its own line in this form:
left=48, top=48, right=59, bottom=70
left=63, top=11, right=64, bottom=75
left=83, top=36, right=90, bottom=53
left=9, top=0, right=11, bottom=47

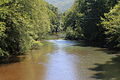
left=45, top=32, right=66, bottom=40
left=0, top=40, right=53, bottom=64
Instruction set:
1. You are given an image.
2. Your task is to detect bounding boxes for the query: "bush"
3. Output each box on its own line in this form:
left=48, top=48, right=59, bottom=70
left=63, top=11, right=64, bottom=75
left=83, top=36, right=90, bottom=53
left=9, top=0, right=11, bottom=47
left=31, top=40, right=43, bottom=49
left=0, top=48, right=9, bottom=56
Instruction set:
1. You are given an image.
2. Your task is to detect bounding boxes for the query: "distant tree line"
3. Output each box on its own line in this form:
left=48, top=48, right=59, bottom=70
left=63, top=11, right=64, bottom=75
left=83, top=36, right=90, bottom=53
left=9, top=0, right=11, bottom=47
left=63, top=0, right=120, bottom=49
left=0, top=0, right=60, bottom=56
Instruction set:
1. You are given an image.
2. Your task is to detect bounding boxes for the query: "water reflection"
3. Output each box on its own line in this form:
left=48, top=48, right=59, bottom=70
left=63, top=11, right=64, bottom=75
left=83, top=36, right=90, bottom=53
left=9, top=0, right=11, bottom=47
left=0, top=43, right=54, bottom=80
left=45, top=40, right=116, bottom=80
left=0, top=40, right=119, bottom=80
left=90, top=54, right=120, bottom=80
left=45, top=40, right=78, bottom=80
left=0, top=56, right=25, bottom=66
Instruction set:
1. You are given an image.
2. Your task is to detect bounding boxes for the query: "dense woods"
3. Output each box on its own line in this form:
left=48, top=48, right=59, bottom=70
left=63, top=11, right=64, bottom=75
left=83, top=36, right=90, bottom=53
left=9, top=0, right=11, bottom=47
left=102, top=2, right=120, bottom=48
left=0, top=0, right=60, bottom=56
left=0, top=0, right=120, bottom=58
left=63, top=0, right=120, bottom=49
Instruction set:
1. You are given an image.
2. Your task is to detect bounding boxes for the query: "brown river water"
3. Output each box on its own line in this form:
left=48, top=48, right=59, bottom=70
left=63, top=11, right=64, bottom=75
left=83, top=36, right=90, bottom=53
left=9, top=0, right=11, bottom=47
left=0, top=40, right=120, bottom=80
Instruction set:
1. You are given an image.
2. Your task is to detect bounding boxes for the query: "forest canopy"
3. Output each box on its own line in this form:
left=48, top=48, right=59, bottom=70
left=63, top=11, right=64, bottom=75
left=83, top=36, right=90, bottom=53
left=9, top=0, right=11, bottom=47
left=0, top=0, right=120, bottom=58
left=0, top=0, right=60, bottom=56
left=63, top=0, right=120, bottom=49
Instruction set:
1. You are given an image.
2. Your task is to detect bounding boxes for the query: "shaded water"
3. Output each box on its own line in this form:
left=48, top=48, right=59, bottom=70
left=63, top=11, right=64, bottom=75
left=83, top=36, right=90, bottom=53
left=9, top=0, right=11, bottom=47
left=0, top=40, right=119, bottom=80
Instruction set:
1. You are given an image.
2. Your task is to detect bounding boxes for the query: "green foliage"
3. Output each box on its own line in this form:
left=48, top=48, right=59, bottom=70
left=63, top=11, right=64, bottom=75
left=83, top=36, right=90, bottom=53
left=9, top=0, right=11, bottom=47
left=65, top=27, right=83, bottom=40
left=47, top=4, right=61, bottom=33
left=0, top=48, right=9, bottom=56
left=63, top=0, right=119, bottom=47
left=63, top=3, right=84, bottom=40
left=102, top=2, right=120, bottom=48
left=0, top=0, right=59, bottom=56
left=0, top=22, right=6, bottom=37
left=31, top=40, right=43, bottom=50
left=0, top=0, right=32, bottom=55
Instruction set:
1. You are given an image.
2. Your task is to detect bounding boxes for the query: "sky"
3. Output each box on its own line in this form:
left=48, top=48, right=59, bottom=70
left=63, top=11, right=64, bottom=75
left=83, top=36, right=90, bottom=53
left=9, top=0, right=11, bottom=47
left=45, top=0, right=74, bottom=12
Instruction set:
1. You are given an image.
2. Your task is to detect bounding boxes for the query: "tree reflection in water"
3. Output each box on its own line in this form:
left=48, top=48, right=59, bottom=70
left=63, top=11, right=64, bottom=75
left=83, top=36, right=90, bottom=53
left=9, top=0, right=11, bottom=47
left=90, top=55, right=120, bottom=80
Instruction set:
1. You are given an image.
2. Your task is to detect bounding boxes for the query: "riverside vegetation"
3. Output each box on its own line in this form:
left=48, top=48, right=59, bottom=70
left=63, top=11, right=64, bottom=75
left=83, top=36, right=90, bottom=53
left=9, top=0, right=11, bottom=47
left=63, top=0, right=120, bottom=49
left=0, top=0, right=60, bottom=57
left=0, top=0, right=120, bottom=58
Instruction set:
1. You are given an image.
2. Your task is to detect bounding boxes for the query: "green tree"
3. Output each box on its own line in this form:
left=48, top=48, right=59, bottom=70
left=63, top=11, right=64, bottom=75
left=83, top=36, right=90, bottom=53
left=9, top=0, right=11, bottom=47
left=0, top=0, right=32, bottom=56
left=102, top=2, right=120, bottom=48
left=63, top=0, right=119, bottom=45
left=0, top=0, right=60, bottom=56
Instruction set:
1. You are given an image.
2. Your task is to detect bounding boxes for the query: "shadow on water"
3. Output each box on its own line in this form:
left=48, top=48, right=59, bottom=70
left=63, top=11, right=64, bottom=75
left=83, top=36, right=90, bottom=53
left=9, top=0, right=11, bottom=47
left=71, top=40, right=91, bottom=47
left=0, top=41, right=54, bottom=66
left=72, top=40, right=106, bottom=48
left=89, top=49, right=120, bottom=80
left=72, top=40, right=120, bottom=80
left=1, top=39, right=120, bottom=80
left=0, top=55, right=25, bottom=66
left=94, top=48, right=120, bottom=54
